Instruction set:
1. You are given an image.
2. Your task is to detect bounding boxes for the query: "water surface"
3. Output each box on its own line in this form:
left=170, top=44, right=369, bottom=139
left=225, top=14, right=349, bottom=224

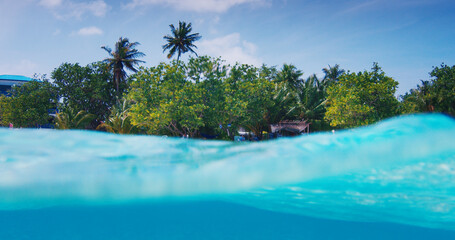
left=1, top=114, right=454, bottom=238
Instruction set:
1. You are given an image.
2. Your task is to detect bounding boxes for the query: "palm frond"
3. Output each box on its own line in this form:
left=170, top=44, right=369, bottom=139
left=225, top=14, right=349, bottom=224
left=102, top=37, right=145, bottom=93
left=162, top=21, right=201, bottom=61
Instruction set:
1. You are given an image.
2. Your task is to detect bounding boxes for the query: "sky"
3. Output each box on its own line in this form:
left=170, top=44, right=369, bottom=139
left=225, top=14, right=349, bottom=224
left=1, top=0, right=454, bottom=95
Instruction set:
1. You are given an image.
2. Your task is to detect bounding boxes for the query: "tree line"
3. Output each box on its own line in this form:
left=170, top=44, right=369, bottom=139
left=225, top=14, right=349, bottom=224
left=0, top=21, right=453, bottom=139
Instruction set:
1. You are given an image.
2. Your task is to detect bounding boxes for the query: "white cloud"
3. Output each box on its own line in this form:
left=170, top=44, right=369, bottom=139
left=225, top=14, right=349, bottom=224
left=199, top=33, right=262, bottom=66
left=76, top=26, right=103, bottom=36
left=82, top=0, right=108, bottom=17
left=40, top=0, right=109, bottom=19
left=39, top=0, right=62, bottom=8
left=126, top=0, right=267, bottom=13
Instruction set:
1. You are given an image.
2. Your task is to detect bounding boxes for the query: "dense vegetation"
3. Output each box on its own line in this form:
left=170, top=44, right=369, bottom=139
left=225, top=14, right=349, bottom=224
left=1, top=28, right=454, bottom=139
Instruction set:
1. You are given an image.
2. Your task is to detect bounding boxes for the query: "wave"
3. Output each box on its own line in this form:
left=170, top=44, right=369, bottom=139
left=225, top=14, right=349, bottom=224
left=0, top=114, right=454, bottom=230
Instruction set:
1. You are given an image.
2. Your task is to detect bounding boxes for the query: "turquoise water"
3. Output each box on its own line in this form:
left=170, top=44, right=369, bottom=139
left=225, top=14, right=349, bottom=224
left=1, top=114, right=455, bottom=239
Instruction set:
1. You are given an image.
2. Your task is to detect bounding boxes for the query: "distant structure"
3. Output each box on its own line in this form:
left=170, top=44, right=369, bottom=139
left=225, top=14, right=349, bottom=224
left=270, top=120, right=310, bottom=136
left=0, top=75, right=34, bottom=96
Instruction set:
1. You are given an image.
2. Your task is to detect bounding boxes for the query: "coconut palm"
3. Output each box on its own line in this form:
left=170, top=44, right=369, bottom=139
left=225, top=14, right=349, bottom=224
left=292, top=74, right=326, bottom=121
left=96, top=99, right=136, bottom=134
left=276, top=64, right=303, bottom=93
left=162, top=21, right=201, bottom=61
left=55, top=109, right=95, bottom=129
left=267, top=83, right=296, bottom=124
left=101, top=37, right=145, bottom=94
left=322, top=64, right=345, bottom=87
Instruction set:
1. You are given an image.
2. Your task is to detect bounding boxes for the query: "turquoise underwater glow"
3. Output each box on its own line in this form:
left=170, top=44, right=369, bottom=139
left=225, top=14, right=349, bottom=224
left=0, top=114, right=454, bottom=238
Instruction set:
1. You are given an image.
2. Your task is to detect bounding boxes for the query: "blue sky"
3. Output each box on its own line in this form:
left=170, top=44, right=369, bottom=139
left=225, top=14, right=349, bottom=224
left=1, top=0, right=454, bottom=95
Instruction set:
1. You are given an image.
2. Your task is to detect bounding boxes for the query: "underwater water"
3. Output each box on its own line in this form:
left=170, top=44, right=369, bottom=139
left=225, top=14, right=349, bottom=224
left=0, top=114, right=454, bottom=239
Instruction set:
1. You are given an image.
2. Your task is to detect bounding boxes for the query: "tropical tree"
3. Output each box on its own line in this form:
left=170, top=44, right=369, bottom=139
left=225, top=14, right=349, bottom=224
left=0, top=79, right=59, bottom=128
left=399, top=64, right=455, bottom=116
left=275, top=64, right=303, bottom=93
left=162, top=21, right=201, bottom=61
left=96, top=99, right=137, bottom=134
left=127, top=61, right=206, bottom=137
left=52, top=62, right=115, bottom=123
left=55, top=109, right=95, bottom=130
left=266, top=83, right=295, bottom=124
left=325, top=63, right=399, bottom=128
left=0, top=96, right=8, bottom=126
left=399, top=88, right=427, bottom=114
left=426, top=64, right=455, bottom=115
left=101, top=37, right=145, bottom=94
left=292, top=75, right=326, bottom=122
left=322, top=64, right=345, bottom=87
left=187, top=56, right=229, bottom=137
left=127, top=57, right=281, bottom=138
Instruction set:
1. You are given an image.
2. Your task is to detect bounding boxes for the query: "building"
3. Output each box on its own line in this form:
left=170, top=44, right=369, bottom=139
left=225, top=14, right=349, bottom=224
left=0, top=75, right=34, bottom=96
left=270, top=120, right=310, bottom=137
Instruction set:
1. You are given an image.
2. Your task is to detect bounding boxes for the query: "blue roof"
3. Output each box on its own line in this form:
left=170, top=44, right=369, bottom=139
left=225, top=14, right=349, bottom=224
left=0, top=75, right=34, bottom=81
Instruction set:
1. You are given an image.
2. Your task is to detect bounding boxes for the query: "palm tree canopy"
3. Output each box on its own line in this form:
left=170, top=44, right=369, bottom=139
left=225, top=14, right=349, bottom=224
left=294, top=74, right=326, bottom=121
left=276, top=64, right=304, bottom=92
left=55, top=109, right=95, bottom=130
left=322, top=64, right=345, bottom=86
left=96, top=99, right=136, bottom=134
left=102, top=37, right=145, bottom=92
left=162, top=21, right=201, bottom=61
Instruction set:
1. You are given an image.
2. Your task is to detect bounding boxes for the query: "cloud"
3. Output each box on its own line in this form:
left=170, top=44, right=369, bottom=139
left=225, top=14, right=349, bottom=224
left=126, top=0, right=267, bottom=13
left=39, top=0, right=63, bottom=8
left=76, top=26, right=103, bottom=36
left=40, top=0, right=109, bottom=19
left=198, top=33, right=262, bottom=66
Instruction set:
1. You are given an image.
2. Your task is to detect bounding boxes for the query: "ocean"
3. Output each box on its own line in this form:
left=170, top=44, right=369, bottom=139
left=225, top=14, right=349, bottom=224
left=1, top=114, right=454, bottom=239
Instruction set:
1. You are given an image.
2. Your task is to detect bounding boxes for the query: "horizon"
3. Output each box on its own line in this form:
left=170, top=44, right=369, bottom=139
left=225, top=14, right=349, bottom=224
left=1, top=0, right=454, bottom=95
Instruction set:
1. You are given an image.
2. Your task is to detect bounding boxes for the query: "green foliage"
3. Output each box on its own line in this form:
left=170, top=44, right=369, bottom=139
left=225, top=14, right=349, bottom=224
left=428, top=64, right=455, bottom=115
left=127, top=57, right=282, bottom=138
left=0, top=79, right=58, bottom=128
left=188, top=56, right=229, bottom=137
left=232, top=64, right=277, bottom=136
left=322, top=64, right=345, bottom=87
left=293, top=75, right=327, bottom=124
left=267, top=83, right=295, bottom=124
left=163, top=21, right=201, bottom=61
left=127, top=60, right=206, bottom=137
left=51, top=62, right=116, bottom=123
left=399, top=64, right=455, bottom=116
left=96, top=99, right=137, bottom=134
left=325, top=63, right=399, bottom=128
left=55, top=109, right=95, bottom=129
left=18, top=39, right=452, bottom=138
left=0, top=96, right=7, bottom=126
left=399, top=88, right=427, bottom=114
left=275, top=64, right=303, bottom=93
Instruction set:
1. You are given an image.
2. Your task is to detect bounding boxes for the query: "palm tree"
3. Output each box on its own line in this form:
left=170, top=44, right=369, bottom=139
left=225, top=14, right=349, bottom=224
left=101, top=37, right=145, bottom=94
left=322, top=64, right=345, bottom=87
left=292, top=74, right=326, bottom=122
left=267, top=83, right=295, bottom=124
left=276, top=64, right=303, bottom=93
left=96, top=99, right=136, bottom=134
left=162, top=21, right=201, bottom=61
left=55, top=109, right=95, bottom=129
